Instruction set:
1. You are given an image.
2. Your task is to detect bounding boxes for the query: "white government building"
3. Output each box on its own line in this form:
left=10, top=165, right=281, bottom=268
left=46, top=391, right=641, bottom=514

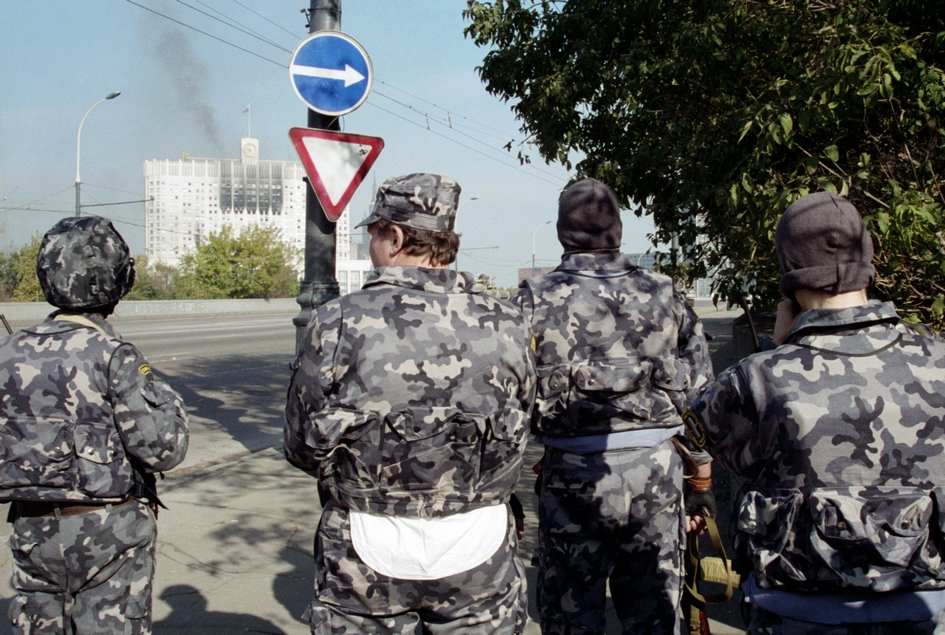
left=143, top=137, right=372, bottom=295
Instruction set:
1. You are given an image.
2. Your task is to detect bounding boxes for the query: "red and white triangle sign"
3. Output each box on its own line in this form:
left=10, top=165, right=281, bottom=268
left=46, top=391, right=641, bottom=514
left=288, top=127, right=384, bottom=221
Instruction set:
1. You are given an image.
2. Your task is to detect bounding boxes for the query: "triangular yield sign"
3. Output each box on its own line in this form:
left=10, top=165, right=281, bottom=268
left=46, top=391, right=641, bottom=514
left=288, top=127, right=384, bottom=221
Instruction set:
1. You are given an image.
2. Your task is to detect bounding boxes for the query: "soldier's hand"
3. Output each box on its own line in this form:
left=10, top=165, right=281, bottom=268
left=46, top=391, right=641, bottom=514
left=684, top=488, right=717, bottom=521
left=686, top=515, right=708, bottom=534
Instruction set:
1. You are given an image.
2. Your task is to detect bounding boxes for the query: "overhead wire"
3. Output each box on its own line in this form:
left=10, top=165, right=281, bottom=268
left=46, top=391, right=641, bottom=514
left=376, top=79, right=522, bottom=142
left=0, top=187, right=74, bottom=215
left=82, top=183, right=149, bottom=199
left=123, top=0, right=285, bottom=66
left=0, top=202, right=192, bottom=239
left=174, top=0, right=291, bottom=53
left=121, top=0, right=564, bottom=187
left=4, top=1, right=569, bottom=258
left=81, top=191, right=142, bottom=226
left=372, top=90, right=565, bottom=182
left=229, top=0, right=299, bottom=39
left=365, top=101, right=562, bottom=186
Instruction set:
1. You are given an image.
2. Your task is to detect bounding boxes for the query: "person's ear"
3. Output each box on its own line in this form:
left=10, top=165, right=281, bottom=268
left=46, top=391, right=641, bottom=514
left=390, top=225, right=405, bottom=257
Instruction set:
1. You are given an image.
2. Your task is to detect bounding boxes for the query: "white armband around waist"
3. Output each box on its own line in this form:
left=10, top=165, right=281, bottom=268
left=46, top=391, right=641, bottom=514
left=349, top=503, right=508, bottom=580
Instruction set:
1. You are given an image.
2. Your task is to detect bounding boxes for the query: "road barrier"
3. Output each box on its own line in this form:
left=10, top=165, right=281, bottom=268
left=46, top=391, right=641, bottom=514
left=0, top=298, right=299, bottom=326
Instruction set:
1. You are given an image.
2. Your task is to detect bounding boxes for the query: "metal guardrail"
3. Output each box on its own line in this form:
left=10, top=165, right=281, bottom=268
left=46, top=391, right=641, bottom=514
left=0, top=298, right=300, bottom=326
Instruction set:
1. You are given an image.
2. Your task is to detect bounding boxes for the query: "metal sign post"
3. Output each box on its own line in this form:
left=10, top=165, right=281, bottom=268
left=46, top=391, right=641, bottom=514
left=293, top=0, right=343, bottom=350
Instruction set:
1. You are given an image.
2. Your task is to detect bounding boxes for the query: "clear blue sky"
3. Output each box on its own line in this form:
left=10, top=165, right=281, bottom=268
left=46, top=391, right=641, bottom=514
left=0, top=0, right=655, bottom=287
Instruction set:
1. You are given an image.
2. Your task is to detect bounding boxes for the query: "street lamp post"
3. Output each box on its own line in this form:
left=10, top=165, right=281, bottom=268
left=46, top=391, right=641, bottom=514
left=76, top=91, right=121, bottom=217
left=532, top=220, right=552, bottom=276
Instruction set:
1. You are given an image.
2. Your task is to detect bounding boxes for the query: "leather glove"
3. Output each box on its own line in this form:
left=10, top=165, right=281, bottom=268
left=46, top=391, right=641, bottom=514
left=685, top=487, right=717, bottom=520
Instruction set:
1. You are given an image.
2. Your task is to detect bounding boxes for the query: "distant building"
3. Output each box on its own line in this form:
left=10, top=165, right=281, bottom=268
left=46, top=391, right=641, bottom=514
left=626, top=252, right=656, bottom=271
left=144, top=137, right=372, bottom=293
left=336, top=179, right=375, bottom=293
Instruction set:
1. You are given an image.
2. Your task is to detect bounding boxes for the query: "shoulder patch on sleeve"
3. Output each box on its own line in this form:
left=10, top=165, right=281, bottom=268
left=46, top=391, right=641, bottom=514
left=138, top=363, right=152, bottom=376
left=682, top=409, right=707, bottom=448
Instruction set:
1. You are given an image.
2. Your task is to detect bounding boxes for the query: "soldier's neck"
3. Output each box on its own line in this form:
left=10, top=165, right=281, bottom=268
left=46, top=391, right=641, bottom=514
left=796, top=288, right=869, bottom=312
left=389, top=252, right=446, bottom=269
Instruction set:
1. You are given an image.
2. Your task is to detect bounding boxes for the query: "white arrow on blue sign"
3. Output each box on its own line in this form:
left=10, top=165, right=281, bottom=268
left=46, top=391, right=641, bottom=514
left=289, top=31, right=373, bottom=117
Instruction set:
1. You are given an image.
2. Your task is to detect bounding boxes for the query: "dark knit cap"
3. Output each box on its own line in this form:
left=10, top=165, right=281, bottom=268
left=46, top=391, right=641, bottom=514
left=557, top=178, right=623, bottom=253
left=775, top=192, right=875, bottom=298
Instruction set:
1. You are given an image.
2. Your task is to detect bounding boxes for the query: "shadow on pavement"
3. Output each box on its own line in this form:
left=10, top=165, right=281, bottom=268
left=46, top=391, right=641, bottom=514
left=156, top=352, right=296, bottom=471
left=154, top=584, right=288, bottom=634
left=0, top=597, right=9, bottom=635
left=273, top=545, right=317, bottom=631
left=154, top=450, right=320, bottom=634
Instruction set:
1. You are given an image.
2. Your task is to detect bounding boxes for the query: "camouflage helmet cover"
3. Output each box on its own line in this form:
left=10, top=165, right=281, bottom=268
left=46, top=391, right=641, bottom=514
left=37, top=216, right=136, bottom=309
left=354, top=173, right=461, bottom=233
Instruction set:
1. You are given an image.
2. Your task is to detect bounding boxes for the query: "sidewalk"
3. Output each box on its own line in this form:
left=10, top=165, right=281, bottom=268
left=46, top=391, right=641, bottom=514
left=0, top=444, right=745, bottom=635
left=0, top=305, right=749, bottom=635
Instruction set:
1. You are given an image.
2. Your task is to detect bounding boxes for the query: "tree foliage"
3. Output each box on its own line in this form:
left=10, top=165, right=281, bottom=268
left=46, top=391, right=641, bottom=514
left=174, top=224, right=300, bottom=300
left=8, top=235, right=44, bottom=303
left=465, top=0, right=945, bottom=325
left=124, top=254, right=177, bottom=301
left=0, top=252, right=17, bottom=302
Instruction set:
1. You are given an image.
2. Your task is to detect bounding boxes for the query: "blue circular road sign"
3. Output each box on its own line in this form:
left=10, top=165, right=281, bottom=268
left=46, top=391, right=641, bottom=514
left=289, top=31, right=373, bottom=117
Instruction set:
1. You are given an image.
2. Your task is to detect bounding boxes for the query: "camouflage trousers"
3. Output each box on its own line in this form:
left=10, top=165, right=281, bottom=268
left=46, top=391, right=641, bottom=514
left=745, top=605, right=945, bottom=635
left=304, top=502, right=528, bottom=634
left=537, top=440, right=685, bottom=635
left=7, top=501, right=156, bottom=635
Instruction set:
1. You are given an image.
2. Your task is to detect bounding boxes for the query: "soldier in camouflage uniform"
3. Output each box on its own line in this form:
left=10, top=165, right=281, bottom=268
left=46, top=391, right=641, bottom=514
left=1, top=216, right=189, bottom=634
left=685, top=192, right=945, bottom=634
left=512, top=178, right=715, bottom=635
left=285, top=173, right=537, bottom=634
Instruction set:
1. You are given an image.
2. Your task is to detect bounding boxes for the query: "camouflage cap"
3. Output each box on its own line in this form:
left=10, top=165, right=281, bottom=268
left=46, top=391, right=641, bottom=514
left=354, top=173, right=461, bottom=233
left=37, top=216, right=136, bottom=309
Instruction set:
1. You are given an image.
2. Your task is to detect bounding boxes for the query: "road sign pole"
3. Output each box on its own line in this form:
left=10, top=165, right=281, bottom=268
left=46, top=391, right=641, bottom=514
left=294, top=0, right=342, bottom=351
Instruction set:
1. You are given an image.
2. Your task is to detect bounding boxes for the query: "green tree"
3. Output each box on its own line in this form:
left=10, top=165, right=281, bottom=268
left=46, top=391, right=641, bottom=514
left=0, top=251, right=16, bottom=302
left=174, top=224, right=300, bottom=299
left=125, top=254, right=177, bottom=301
left=10, top=235, right=44, bottom=302
left=465, top=0, right=945, bottom=326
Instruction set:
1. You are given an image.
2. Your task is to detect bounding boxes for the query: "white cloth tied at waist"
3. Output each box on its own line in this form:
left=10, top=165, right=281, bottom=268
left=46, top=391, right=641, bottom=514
left=350, top=503, right=508, bottom=580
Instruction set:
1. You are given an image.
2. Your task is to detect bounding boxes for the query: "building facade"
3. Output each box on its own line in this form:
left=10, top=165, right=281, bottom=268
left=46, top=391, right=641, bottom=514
left=144, top=137, right=372, bottom=293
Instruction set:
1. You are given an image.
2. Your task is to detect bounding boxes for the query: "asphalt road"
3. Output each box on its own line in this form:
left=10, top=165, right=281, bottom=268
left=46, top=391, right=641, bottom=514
left=0, top=308, right=748, bottom=634
left=111, top=312, right=300, bottom=474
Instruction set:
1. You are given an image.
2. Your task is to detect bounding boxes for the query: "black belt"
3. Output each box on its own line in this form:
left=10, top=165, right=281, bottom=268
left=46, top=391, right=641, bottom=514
left=15, top=498, right=136, bottom=518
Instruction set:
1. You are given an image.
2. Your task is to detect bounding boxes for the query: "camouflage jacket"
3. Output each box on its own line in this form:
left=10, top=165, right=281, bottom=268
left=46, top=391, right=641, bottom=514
left=687, top=301, right=945, bottom=592
left=512, top=253, right=713, bottom=437
left=285, top=266, right=537, bottom=518
left=0, top=313, right=189, bottom=503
